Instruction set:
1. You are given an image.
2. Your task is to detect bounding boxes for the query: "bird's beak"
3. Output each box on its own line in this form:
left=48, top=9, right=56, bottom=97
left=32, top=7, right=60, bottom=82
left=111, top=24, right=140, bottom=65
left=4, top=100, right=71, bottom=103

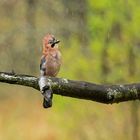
left=53, top=40, right=60, bottom=44
left=51, top=40, right=60, bottom=48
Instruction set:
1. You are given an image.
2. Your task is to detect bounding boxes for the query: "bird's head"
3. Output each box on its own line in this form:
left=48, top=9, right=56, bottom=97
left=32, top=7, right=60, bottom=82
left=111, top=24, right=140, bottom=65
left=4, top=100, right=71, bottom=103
left=43, top=34, right=60, bottom=49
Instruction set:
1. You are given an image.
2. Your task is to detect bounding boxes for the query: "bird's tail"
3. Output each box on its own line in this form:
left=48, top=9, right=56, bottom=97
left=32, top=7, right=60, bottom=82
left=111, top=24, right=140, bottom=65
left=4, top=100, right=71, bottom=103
left=38, top=76, right=53, bottom=108
left=42, top=86, right=53, bottom=108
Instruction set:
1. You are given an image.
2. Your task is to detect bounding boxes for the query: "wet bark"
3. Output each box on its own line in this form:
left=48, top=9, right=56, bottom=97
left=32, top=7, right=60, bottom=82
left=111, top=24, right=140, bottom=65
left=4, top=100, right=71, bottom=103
left=0, top=72, right=140, bottom=104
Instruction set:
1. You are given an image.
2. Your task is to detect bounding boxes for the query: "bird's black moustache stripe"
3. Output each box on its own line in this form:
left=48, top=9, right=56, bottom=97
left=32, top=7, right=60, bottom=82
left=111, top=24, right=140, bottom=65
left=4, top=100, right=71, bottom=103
left=51, top=40, right=60, bottom=48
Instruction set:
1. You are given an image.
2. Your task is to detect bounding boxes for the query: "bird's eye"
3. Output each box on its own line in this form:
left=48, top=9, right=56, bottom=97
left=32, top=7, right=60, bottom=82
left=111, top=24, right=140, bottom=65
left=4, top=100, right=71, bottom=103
left=48, top=40, right=53, bottom=44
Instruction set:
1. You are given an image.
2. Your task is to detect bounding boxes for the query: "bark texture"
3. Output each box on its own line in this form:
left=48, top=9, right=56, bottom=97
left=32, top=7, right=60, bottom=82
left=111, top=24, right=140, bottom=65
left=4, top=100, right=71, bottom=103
left=0, top=72, right=140, bottom=104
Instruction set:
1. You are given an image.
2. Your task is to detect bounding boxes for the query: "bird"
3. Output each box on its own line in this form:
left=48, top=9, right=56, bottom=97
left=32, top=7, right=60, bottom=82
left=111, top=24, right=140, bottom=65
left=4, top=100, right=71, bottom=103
left=38, top=34, right=61, bottom=108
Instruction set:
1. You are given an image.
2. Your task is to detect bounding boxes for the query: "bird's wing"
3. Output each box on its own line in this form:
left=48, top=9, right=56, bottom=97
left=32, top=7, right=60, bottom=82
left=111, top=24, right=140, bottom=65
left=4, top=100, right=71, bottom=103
left=39, top=56, right=53, bottom=108
left=40, top=56, right=47, bottom=76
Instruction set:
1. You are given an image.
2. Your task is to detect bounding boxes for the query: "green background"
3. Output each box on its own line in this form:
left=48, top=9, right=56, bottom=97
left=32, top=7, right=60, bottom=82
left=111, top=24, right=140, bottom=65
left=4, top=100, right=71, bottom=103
left=0, top=0, right=139, bottom=139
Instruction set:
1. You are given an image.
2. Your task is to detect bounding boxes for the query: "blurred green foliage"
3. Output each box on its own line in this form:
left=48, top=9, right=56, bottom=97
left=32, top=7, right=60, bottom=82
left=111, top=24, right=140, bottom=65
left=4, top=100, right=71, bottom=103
left=0, top=0, right=140, bottom=140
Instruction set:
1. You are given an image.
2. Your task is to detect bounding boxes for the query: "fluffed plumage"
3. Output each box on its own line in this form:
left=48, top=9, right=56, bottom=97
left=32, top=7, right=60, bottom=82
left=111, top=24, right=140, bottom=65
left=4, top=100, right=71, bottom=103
left=39, top=34, right=61, bottom=108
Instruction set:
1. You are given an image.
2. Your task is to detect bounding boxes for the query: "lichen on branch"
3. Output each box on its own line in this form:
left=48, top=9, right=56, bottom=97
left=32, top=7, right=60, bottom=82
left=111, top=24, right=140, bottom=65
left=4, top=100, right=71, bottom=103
left=0, top=72, right=140, bottom=104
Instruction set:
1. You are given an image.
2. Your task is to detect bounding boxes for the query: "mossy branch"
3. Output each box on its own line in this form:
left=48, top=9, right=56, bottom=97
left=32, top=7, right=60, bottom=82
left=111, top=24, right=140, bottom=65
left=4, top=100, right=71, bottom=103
left=0, top=72, right=140, bottom=104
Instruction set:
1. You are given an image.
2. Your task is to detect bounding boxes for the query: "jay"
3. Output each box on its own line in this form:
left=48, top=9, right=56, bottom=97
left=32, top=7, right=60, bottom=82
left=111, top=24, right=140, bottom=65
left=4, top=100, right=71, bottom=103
left=39, top=34, right=61, bottom=108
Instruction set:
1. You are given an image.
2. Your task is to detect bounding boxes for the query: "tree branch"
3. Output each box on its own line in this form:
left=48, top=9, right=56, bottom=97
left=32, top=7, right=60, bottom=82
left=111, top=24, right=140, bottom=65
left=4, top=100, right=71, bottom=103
left=0, top=72, right=140, bottom=104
